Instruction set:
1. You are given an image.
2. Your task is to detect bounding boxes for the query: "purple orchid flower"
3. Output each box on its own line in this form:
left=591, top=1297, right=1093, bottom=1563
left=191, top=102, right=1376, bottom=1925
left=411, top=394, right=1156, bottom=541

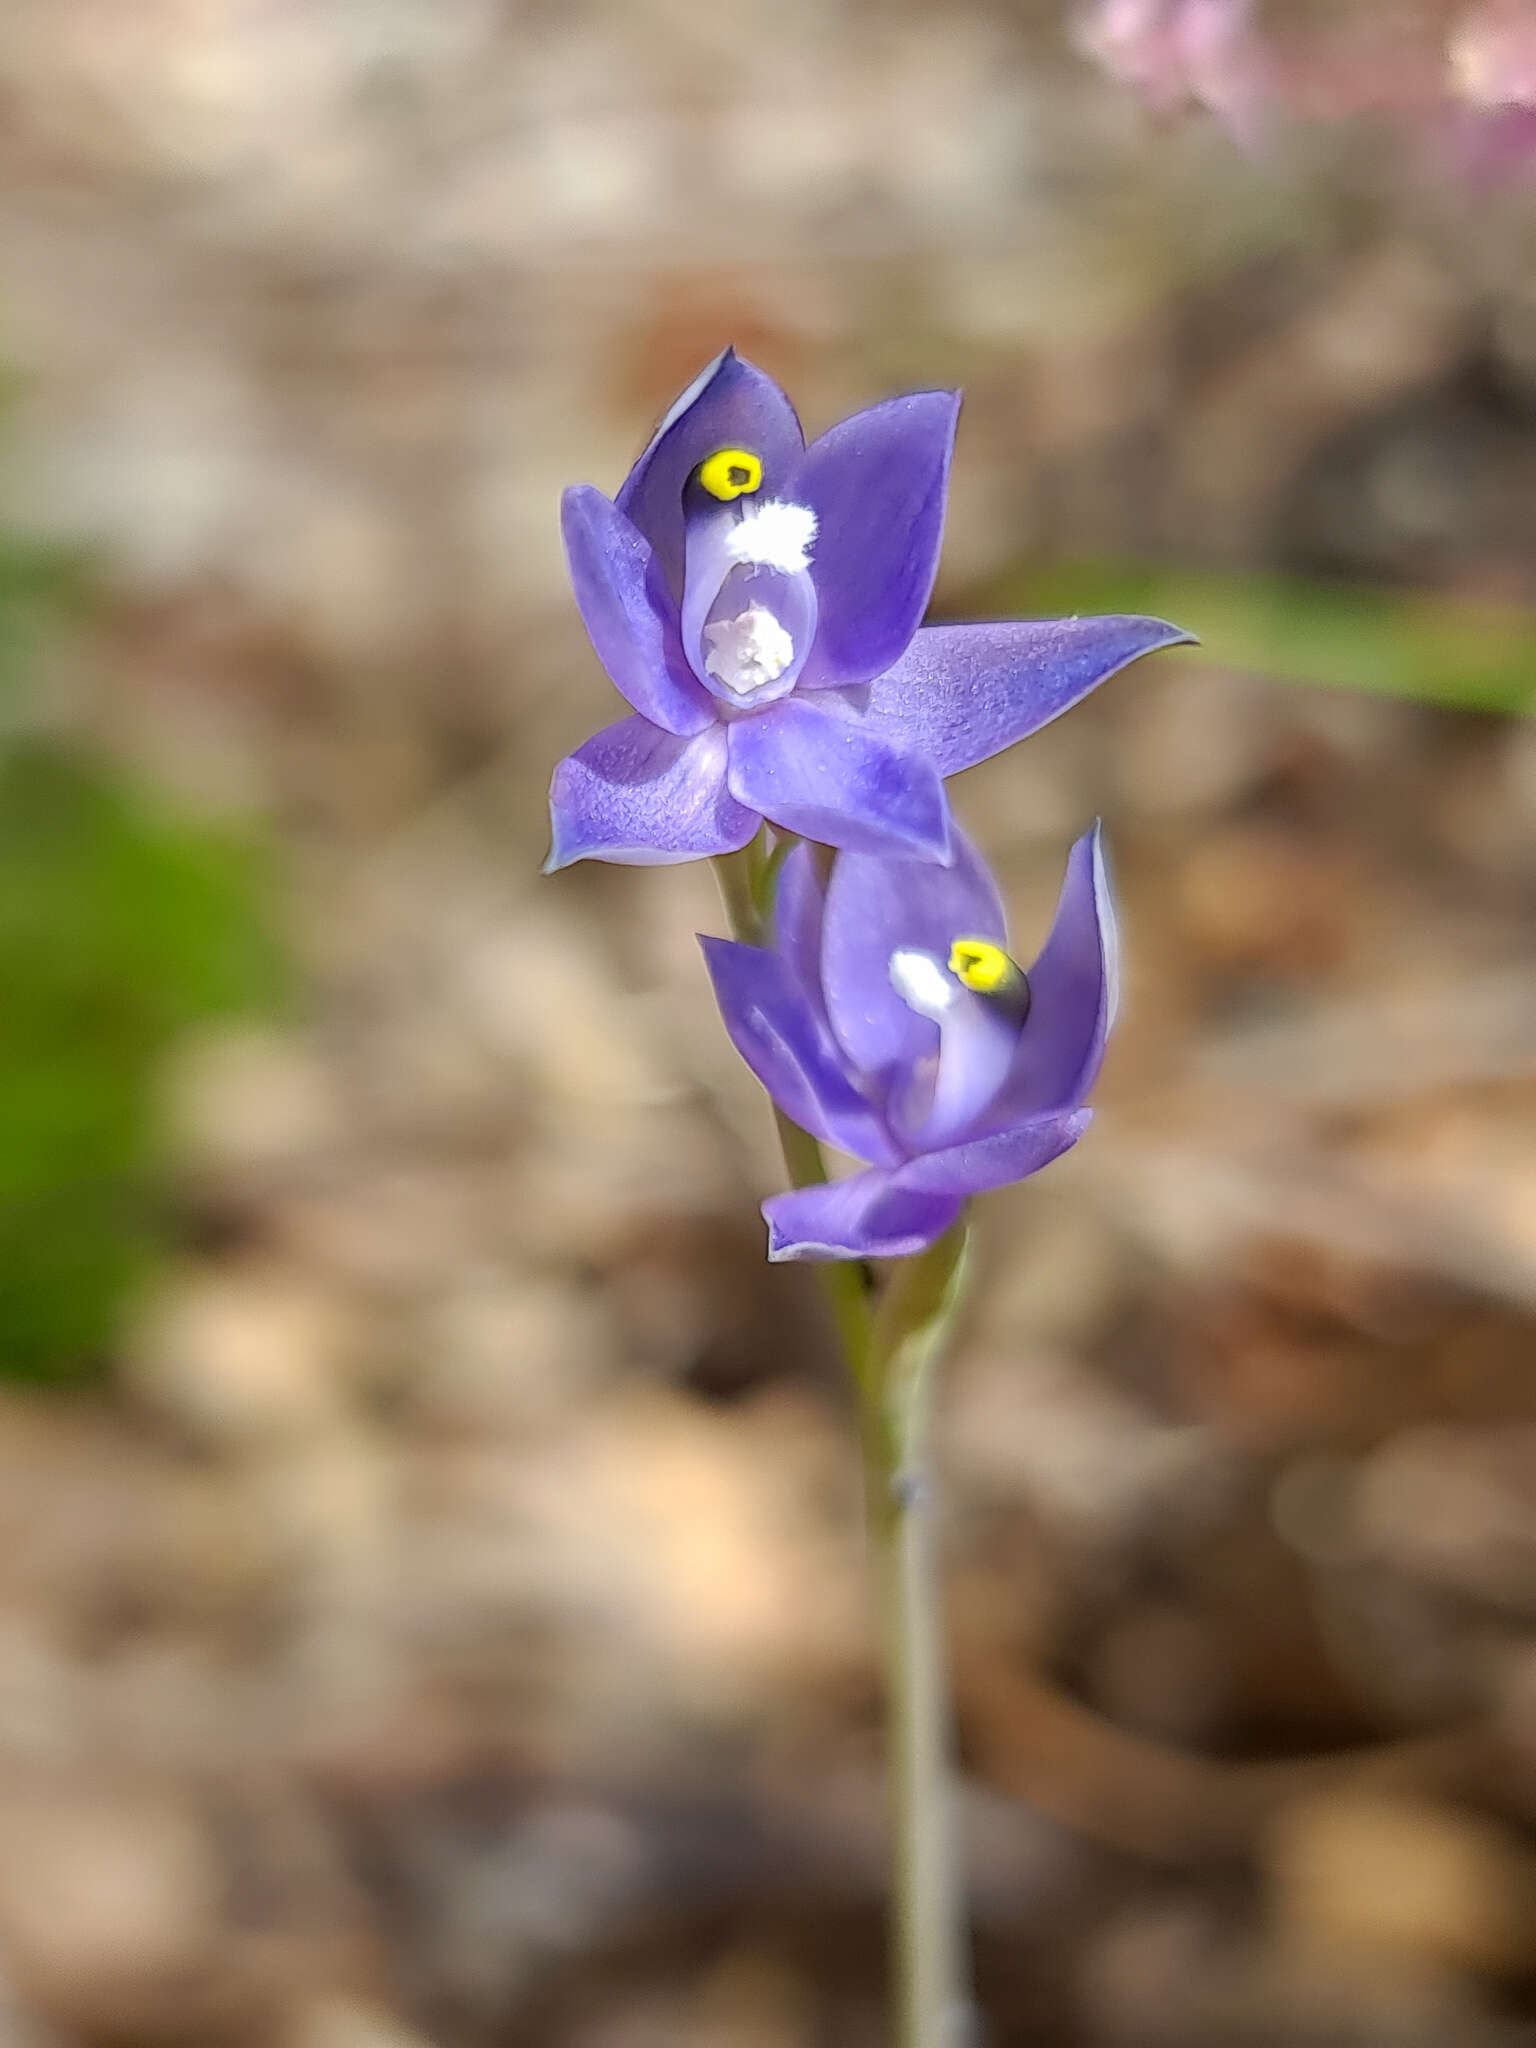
left=547, top=350, right=1189, bottom=871
left=701, top=824, right=1116, bottom=1261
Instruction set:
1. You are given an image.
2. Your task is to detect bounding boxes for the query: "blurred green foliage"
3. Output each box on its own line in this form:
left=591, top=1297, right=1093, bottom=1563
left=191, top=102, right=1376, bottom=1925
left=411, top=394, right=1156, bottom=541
left=1000, top=563, right=1536, bottom=717
left=0, top=531, right=83, bottom=694
left=0, top=540, right=283, bottom=1381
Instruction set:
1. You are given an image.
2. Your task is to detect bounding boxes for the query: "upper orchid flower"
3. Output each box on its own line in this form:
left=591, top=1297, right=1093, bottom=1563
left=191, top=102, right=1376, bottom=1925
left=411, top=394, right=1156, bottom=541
left=547, top=350, right=1189, bottom=871
left=701, top=824, right=1116, bottom=1261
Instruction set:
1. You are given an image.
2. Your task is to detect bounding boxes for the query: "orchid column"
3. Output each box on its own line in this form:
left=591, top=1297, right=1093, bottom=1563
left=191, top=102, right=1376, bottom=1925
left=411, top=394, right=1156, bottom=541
left=546, top=348, right=1189, bottom=2048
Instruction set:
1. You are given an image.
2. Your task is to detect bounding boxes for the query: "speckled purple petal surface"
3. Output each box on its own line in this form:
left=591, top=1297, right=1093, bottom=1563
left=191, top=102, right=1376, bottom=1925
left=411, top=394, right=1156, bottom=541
left=763, top=1170, right=964, bottom=1262
left=699, top=937, right=901, bottom=1166
left=561, top=486, right=714, bottom=738
left=857, top=616, right=1195, bottom=775
left=819, top=827, right=1005, bottom=1081
left=725, top=698, right=952, bottom=861
left=546, top=718, right=757, bottom=869
left=991, top=824, right=1118, bottom=1122
left=791, top=391, right=960, bottom=689
left=893, top=1107, right=1092, bottom=1197
left=615, top=350, right=805, bottom=597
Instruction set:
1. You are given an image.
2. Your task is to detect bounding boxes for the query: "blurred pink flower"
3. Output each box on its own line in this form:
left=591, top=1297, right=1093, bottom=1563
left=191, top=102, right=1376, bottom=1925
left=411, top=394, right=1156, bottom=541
left=1445, top=3, right=1536, bottom=177
left=1073, top=0, right=1272, bottom=143
left=1449, top=1, right=1536, bottom=105
left=1075, top=0, right=1536, bottom=179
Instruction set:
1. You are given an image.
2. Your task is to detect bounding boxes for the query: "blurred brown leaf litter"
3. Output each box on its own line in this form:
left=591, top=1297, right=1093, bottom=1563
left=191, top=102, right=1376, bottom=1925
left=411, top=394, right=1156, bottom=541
left=2, top=2, right=1536, bottom=2043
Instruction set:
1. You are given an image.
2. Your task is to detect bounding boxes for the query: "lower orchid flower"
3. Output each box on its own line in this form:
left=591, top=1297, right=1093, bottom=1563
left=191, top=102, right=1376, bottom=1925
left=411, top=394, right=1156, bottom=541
left=702, top=825, right=1116, bottom=1261
left=547, top=348, right=1189, bottom=871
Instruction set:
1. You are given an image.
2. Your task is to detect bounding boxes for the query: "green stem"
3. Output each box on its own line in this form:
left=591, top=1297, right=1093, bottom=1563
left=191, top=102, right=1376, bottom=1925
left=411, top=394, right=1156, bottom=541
left=713, top=835, right=767, bottom=946
left=751, top=830, right=796, bottom=925
left=862, top=1225, right=973, bottom=2048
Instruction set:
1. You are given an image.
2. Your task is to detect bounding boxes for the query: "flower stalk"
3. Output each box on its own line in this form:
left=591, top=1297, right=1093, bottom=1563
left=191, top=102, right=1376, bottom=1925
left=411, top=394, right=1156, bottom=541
left=863, top=1223, right=973, bottom=2048
left=713, top=837, right=973, bottom=2048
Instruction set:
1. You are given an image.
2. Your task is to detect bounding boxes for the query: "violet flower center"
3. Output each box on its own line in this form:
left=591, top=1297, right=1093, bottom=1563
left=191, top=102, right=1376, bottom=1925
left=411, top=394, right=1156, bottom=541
left=680, top=461, right=819, bottom=710
left=886, top=938, right=1031, bottom=1151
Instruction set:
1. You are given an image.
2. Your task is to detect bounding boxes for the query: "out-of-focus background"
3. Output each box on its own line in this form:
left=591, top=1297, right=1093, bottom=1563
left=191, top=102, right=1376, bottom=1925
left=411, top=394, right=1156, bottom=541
left=3, top=3, right=1536, bottom=2042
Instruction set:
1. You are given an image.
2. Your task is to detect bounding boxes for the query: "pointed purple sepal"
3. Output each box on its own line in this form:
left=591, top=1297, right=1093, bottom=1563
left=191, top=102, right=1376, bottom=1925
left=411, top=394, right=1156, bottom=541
left=858, top=616, right=1195, bottom=776
left=561, top=487, right=714, bottom=737
left=991, top=823, right=1119, bottom=1123
left=699, top=938, right=902, bottom=1166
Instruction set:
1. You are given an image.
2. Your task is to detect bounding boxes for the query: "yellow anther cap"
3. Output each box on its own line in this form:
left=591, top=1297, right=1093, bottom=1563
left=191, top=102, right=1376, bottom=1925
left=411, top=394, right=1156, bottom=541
left=948, top=938, right=1017, bottom=994
left=698, top=447, right=763, bottom=501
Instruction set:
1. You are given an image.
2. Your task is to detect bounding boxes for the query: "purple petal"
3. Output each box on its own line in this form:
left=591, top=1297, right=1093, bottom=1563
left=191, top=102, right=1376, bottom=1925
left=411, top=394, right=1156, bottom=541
left=546, top=718, right=757, bottom=870
left=858, top=617, right=1195, bottom=775
left=562, top=487, right=714, bottom=737
left=792, top=392, right=960, bottom=689
left=725, top=698, right=952, bottom=862
left=772, top=840, right=831, bottom=1029
left=819, top=828, right=1005, bottom=1082
left=615, top=350, right=805, bottom=597
left=991, top=824, right=1118, bottom=1121
left=699, top=938, right=901, bottom=1166
left=894, top=1108, right=1092, bottom=1198
left=763, top=1170, right=963, bottom=1262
